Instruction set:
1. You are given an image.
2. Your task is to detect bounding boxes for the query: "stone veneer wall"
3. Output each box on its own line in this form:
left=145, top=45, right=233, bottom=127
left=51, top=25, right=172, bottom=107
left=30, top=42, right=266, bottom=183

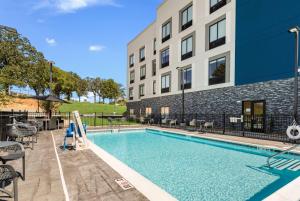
left=127, top=78, right=296, bottom=116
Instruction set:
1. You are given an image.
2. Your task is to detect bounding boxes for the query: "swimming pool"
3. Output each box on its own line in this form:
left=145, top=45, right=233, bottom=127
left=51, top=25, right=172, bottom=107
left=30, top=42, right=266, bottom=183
left=88, top=129, right=300, bottom=201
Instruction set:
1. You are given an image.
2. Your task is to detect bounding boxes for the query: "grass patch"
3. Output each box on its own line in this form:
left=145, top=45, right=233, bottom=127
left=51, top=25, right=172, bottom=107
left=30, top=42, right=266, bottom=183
left=58, top=102, right=127, bottom=115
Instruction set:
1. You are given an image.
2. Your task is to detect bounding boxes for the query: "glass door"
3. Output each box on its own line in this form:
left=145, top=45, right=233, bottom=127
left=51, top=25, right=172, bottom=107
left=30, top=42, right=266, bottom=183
left=242, top=101, right=265, bottom=133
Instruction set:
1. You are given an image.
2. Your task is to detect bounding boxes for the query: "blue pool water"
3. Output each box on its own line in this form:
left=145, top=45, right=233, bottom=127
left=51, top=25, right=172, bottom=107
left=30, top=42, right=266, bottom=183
left=88, top=129, right=300, bottom=201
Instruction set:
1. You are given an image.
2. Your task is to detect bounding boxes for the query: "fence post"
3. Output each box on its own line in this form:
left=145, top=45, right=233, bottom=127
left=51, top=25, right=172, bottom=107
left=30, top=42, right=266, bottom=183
left=102, top=112, right=104, bottom=128
left=223, top=113, right=226, bottom=134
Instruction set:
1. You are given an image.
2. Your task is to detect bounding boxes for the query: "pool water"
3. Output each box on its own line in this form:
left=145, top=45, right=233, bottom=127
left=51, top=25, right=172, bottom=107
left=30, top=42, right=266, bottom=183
left=88, top=129, right=300, bottom=201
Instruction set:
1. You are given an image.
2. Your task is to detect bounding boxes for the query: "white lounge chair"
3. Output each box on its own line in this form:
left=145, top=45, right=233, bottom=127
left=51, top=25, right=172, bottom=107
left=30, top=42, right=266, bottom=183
left=189, top=119, right=197, bottom=127
left=169, top=119, right=177, bottom=127
left=204, top=121, right=214, bottom=129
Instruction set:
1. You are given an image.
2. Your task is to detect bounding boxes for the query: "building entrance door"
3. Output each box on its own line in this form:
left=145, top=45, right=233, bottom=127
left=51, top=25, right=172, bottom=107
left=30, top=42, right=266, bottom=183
left=242, top=100, right=265, bottom=133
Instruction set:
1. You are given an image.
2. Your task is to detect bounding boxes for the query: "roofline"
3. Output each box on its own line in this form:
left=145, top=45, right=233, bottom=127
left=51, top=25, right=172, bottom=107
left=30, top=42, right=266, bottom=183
left=127, top=20, right=156, bottom=46
left=127, top=0, right=170, bottom=46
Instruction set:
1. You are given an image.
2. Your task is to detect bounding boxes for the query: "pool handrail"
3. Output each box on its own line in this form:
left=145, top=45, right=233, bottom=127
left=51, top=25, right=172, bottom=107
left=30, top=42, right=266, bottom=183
left=267, top=144, right=300, bottom=167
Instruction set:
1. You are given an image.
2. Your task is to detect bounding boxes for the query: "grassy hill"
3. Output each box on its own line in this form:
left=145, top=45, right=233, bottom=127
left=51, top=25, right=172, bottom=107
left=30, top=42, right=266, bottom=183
left=58, top=102, right=127, bottom=114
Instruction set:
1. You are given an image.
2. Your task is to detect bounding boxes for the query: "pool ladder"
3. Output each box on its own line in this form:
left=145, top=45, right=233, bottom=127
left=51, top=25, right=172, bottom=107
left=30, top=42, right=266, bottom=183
left=267, top=144, right=300, bottom=167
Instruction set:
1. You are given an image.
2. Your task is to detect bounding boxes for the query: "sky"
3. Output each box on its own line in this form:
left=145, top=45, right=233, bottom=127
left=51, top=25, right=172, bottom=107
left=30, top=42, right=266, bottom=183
left=0, top=0, right=163, bottom=88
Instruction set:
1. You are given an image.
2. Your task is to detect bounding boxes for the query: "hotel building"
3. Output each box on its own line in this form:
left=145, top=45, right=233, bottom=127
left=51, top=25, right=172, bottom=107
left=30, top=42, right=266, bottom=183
left=126, top=0, right=300, bottom=129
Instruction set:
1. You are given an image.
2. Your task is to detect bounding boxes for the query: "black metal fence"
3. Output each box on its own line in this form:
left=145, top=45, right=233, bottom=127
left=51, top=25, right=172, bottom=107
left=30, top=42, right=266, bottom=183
left=0, top=111, right=298, bottom=143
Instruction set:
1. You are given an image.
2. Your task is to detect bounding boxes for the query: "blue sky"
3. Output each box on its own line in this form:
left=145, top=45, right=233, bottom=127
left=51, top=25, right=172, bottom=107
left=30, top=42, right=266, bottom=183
left=0, top=0, right=162, bottom=87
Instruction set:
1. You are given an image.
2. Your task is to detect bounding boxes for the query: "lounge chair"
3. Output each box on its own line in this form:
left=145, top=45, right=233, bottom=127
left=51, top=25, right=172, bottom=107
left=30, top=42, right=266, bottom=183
left=139, top=117, right=145, bottom=124
left=161, top=118, right=168, bottom=125
left=169, top=119, right=177, bottom=128
left=0, top=164, right=20, bottom=201
left=6, top=125, right=35, bottom=150
left=0, top=142, right=25, bottom=180
left=11, top=119, right=38, bottom=143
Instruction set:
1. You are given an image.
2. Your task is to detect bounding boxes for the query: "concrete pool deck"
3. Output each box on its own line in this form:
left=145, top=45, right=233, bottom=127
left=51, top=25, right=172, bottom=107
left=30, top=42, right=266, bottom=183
left=3, top=126, right=300, bottom=200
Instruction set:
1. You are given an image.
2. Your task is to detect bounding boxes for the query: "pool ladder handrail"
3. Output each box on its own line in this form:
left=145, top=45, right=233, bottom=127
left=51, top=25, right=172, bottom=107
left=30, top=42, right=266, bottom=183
left=267, top=144, right=300, bottom=167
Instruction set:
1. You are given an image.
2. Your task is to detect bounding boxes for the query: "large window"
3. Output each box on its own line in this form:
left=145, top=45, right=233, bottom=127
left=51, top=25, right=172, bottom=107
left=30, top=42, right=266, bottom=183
left=161, top=48, right=169, bottom=68
left=181, top=4, right=193, bottom=31
left=130, top=71, right=135, bottom=84
left=129, top=54, right=134, bottom=67
left=139, top=84, right=145, bottom=98
left=145, top=107, right=152, bottom=117
left=179, top=67, right=192, bottom=90
left=140, top=65, right=146, bottom=80
left=210, top=0, right=227, bottom=14
left=152, top=60, right=156, bottom=76
left=209, top=57, right=226, bottom=85
left=181, top=35, right=193, bottom=60
left=162, top=21, right=171, bottom=43
left=153, top=80, right=156, bottom=95
left=129, top=88, right=133, bottom=100
left=139, top=47, right=145, bottom=62
left=153, top=38, right=157, bottom=55
left=209, top=19, right=226, bottom=49
left=161, top=74, right=171, bottom=93
left=161, top=107, right=170, bottom=117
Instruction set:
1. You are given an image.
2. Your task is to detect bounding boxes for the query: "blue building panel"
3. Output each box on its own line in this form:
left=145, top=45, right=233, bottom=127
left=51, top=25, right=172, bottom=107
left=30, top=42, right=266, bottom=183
left=235, top=0, right=300, bottom=85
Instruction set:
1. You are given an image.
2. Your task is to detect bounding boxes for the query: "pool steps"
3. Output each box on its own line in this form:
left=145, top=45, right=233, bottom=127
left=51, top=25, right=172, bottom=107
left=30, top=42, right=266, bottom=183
left=269, top=158, right=300, bottom=171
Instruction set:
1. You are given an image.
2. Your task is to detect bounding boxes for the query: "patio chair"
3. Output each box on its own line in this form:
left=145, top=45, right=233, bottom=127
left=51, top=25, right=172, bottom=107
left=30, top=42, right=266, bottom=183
left=169, top=119, right=177, bottom=128
left=0, top=142, right=25, bottom=181
left=0, top=164, right=20, bottom=201
left=189, top=119, right=197, bottom=127
left=12, top=119, right=38, bottom=143
left=139, top=117, right=145, bottom=124
left=204, top=121, right=214, bottom=129
left=6, top=125, right=35, bottom=150
left=161, top=118, right=168, bottom=125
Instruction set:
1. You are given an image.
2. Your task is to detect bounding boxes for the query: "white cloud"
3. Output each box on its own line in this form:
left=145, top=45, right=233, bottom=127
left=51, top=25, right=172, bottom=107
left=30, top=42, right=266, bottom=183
left=45, top=38, right=57, bottom=46
left=33, top=0, right=121, bottom=13
left=37, top=19, right=45, bottom=23
left=89, top=45, right=105, bottom=52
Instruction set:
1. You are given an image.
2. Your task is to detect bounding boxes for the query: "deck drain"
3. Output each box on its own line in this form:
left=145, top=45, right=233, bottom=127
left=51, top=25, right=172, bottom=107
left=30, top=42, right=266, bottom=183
left=115, top=178, right=134, bottom=190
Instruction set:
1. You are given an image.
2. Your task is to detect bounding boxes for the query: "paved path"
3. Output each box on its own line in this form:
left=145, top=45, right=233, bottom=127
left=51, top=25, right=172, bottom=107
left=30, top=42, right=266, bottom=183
left=52, top=130, right=148, bottom=201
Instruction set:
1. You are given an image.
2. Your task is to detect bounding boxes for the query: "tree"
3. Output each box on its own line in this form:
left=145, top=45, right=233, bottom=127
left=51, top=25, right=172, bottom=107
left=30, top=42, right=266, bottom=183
left=101, top=79, right=121, bottom=103
left=86, top=77, right=98, bottom=103
left=75, top=78, right=88, bottom=102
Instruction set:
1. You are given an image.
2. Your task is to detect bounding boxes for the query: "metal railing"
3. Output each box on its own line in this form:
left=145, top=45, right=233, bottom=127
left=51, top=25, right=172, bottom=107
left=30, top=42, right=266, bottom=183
left=267, top=144, right=300, bottom=167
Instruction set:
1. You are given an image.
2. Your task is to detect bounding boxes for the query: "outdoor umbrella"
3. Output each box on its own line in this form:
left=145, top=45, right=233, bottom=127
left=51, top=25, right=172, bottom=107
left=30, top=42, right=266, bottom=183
left=30, top=95, right=69, bottom=114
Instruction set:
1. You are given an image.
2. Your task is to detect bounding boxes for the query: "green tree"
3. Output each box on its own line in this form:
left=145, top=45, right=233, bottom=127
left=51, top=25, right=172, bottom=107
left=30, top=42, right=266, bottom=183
left=75, top=77, right=88, bottom=102
left=86, top=77, right=98, bottom=103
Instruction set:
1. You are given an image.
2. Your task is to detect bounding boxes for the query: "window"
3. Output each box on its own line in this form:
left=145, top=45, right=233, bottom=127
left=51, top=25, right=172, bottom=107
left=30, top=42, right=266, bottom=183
left=210, top=0, right=227, bottom=14
left=129, top=54, right=134, bottom=67
left=181, top=35, right=194, bottom=60
left=161, top=74, right=171, bottom=93
left=161, top=48, right=169, bottom=68
left=153, top=81, right=156, bottom=95
left=209, top=57, right=226, bottom=85
left=145, top=107, right=152, bottom=117
left=162, top=21, right=171, bottom=43
left=130, top=71, right=135, bottom=84
left=139, top=84, right=145, bottom=98
left=129, top=88, right=133, bottom=100
left=130, top=109, right=135, bottom=116
left=181, top=4, right=193, bottom=31
left=161, top=107, right=170, bottom=117
left=152, top=60, right=156, bottom=76
left=140, top=47, right=145, bottom=62
left=140, top=65, right=146, bottom=80
left=179, top=67, right=192, bottom=90
left=209, top=18, right=226, bottom=49
left=153, top=38, right=157, bottom=55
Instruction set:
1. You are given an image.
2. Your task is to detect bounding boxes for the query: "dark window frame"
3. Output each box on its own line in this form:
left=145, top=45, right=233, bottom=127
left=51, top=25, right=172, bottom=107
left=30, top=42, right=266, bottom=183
left=161, top=73, right=171, bottom=93
left=162, top=20, right=172, bottom=43
left=139, top=47, right=145, bottom=62
left=139, top=84, right=145, bottom=98
left=181, top=4, right=193, bottom=31
left=209, top=56, right=226, bottom=86
left=153, top=38, right=157, bottom=55
left=161, top=48, right=170, bottom=68
left=153, top=81, right=156, bottom=95
left=181, top=35, right=194, bottom=61
left=179, top=67, right=192, bottom=90
left=130, top=71, right=135, bottom=84
left=152, top=60, right=156, bottom=76
left=210, top=0, right=227, bottom=14
left=209, top=19, right=226, bottom=50
left=129, top=88, right=134, bottom=100
left=140, top=65, right=146, bottom=80
left=129, top=54, right=134, bottom=67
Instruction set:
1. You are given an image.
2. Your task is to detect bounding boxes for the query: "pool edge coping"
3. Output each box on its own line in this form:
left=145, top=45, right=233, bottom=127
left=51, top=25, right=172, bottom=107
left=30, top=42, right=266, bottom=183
left=88, top=127, right=300, bottom=201
left=88, top=138, right=178, bottom=201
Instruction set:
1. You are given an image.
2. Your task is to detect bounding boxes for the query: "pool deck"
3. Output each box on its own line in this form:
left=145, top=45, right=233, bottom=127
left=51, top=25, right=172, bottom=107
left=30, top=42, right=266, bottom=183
left=3, top=126, right=300, bottom=201
left=4, top=130, right=148, bottom=201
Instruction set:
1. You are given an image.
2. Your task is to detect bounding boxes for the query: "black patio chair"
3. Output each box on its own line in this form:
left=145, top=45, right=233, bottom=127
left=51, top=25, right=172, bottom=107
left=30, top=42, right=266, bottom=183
left=0, top=164, right=19, bottom=201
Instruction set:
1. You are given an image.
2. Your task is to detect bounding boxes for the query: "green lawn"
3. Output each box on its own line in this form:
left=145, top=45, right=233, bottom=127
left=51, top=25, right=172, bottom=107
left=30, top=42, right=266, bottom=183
left=58, top=102, right=127, bottom=115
